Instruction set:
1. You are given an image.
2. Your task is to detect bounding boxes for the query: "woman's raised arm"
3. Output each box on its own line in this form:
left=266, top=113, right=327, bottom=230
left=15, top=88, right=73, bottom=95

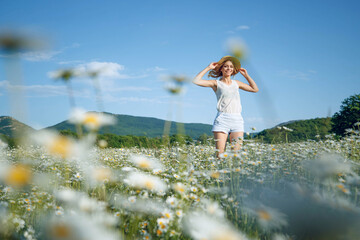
left=236, top=68, right=259, bottom=93
left=192, top=62, right=218, bottom=88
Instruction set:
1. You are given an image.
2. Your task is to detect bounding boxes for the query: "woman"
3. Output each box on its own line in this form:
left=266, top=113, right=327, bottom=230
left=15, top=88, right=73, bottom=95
left=193, top=56, right=258, bottom=157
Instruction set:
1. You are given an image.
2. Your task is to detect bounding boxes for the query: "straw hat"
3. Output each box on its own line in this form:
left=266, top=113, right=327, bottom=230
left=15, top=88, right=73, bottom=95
left=219, top=55, right=241, bottom=71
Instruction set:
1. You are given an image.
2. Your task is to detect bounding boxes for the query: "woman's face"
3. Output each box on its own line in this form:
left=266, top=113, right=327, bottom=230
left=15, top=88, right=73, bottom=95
left=221, top=60, right=234, bottom=77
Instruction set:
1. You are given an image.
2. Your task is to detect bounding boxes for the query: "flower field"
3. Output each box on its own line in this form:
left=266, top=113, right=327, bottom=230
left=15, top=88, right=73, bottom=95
left=1, top=126, right=360, bottom=240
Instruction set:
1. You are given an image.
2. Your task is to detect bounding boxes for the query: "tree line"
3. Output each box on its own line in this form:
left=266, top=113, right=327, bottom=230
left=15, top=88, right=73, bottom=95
left=256, top=93, right=360, bottom=143
left=63, top=130, right=214, bottom=148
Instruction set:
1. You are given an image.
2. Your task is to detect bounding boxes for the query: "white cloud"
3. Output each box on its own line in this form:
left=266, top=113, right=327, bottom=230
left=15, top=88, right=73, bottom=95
left=236, top=25, right=250, bottom=30
left=0, top=78, right=152, bottom=100
left=0, top=80, right=68, bottom=97
left=0, top=81, right=7, bottom=88
left=227, top=25, right=250, bottom=33
left=18, top=42, right=80, bottom=62
left=103, top=95, right=165, bottom=104
left=279, top=70, right=317, bottom=81
left=21, top=50, right=62, bottom=61
left=105, top=86, right=152, bottom=92
left=42, top=61, right=158, bottom=102
left=146, top=66, right=166, bottom=72
left=58, top=60, right=84, bottom=65
left=75, top=61, right=126, bottom=78
left=51, top=61, right=149, bottom=81
left=62, top=61, right=150, bottom=92
left=70, top=43, right=80, bottom=48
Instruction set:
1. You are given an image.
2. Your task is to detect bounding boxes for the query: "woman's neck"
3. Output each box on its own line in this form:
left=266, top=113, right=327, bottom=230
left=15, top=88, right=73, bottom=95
left=221, top=76, right=231, bottom=83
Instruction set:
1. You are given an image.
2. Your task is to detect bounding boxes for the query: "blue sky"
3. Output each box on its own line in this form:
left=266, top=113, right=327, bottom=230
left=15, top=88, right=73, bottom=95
left=1, top=0, right=359, bottom=132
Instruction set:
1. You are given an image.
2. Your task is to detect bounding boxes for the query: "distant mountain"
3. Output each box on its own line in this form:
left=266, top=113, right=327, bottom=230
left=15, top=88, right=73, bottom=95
left=46, top=113, right=213, bottom=139
left=255, top=117, right=332, bottom=143
left=0, top=116, right=35, bottom=138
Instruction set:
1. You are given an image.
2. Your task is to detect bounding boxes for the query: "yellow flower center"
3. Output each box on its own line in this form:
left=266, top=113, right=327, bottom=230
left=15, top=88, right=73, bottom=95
left=257, top=210, right=271, bottom=220
left=98, top=140, right=108, bottom=148
left=138, top=160, right=151, bottom=169
left=336, top=184, right=349, bottom=193
left=213, top=231, right=239, bottom=240
left=211, top=171, right=220, bottom=179
left=48, top=136, right=71, bottom=159
left=51, top=223, right=71, bottom=238
left=94, top=168, right=112, bottom=181
left=145, top=180, right=154, bottom=190
left=175, top=184, right=185, bottom=193
left=83, top=114, right=100, bottom=128
left=5, top=164, right=32, bottom=188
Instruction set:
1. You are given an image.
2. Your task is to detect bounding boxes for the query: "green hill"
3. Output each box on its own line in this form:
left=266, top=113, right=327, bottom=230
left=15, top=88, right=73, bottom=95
left=2, top=114, right=335, bottom=144
left=46, top=113, right=213, bottom=139
left=255, top=117, right=332, bottom=143
left=0, top=116, right=35, bottom=138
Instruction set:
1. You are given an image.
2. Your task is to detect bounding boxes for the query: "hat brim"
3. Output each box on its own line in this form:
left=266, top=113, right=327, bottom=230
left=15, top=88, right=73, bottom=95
left=220, top=56, right=241, bottom=70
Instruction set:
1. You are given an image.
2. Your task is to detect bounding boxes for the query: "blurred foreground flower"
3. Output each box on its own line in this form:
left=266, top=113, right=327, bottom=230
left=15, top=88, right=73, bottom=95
left=303, top=153, right=353, bottom=179
left=97, top=139, right=108, bottom=148
left=163, top=74, right=190, bottom=95
left=49, top=68, right=77, bottom=82
left=49, top=68, right=78, bottom=107
left=171, top=75, right=190, bottom=84
left=111, top=194, right=166, bottom=215
left=202, top=199, right=225, bottom=218
left=183, top=212, right=248, bottom=240
left=173, top=182, right=187, bottom=195
left=242, top=203, right=288, bottom=230
left=226, top=37, right=248, bottom=60
left=69, top=108, right=116, bottom=131
left=1, top=31, right=46, bottom=135
left=124, top=172, right=167, bottom=194
left=0, top=139, right=7, bottom=149
left=166, top=85, right=183, bottom=95
left=92, top=167, right=113, bottom=183
left=1, top=164, right=33, bottom=188
left=129, top=154, right=163, bottom=171
left=0, top=30, right=44, bottom=53
left=44, top=214, right=120, bottom=240
left=30, top=130, right=93, bottom=160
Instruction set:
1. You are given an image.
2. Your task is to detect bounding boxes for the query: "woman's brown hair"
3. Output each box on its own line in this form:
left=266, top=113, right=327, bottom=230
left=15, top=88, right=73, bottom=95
left=208, top=56, right=241, bottom=79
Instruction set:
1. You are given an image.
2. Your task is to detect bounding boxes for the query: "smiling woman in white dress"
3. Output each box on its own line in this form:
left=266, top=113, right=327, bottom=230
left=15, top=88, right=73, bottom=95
left=193, top=56, right=258, bottom=158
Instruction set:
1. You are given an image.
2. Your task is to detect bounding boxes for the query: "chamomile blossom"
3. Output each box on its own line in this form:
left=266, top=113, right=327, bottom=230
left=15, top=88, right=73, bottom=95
left=184, top=212, right=248, bottom=240
left=129, top=154, right=163, bottom=171
left=124, top=172, right=167, bottom=194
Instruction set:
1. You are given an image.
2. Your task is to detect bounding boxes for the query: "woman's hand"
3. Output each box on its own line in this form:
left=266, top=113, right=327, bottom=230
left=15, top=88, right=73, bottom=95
left=239, top=68, right=249, bottom=78
left=208, top=62, right=218, bottom=69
